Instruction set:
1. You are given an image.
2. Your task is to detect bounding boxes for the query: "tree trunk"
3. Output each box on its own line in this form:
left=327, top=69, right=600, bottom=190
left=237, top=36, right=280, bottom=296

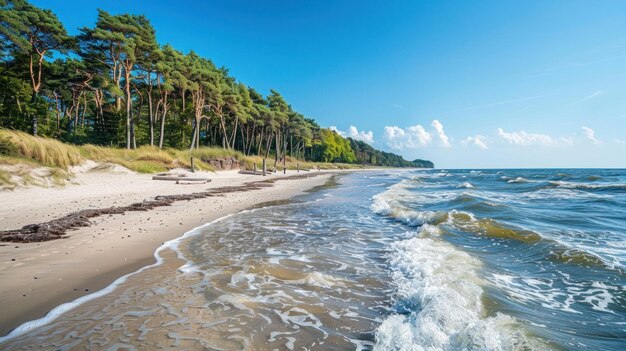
left=229, top=115, right=239, bottom=149
left=158, top=92, right=169, bottom=149
left=257, top=128, right=265, bottom=156
left=189, top=119, right=197, bottom=150
left=196, top=118, right=201, bottom=147
left=80, top=93, right=87, bottom=128
left=135, top=94, right=143, bottom=149
left=28, top=51, right=45, bottom=136
left=125, top=73, right=133, bottom=149
left=264, top=132, right=273, bottom=160
left=182, top=89, right=186, bottom=111
left=148, top=92, right=154, bottom=146
left=283, top=132, right=288, bottom=168
left=274, top=132, right=280, bottom=169
left=94, top=89, right=104, bottom=134
left=30, top=91, right=38, bottom=136
left=54, top=91, right=61, bottom=133
left=219, top=114, right=231, bottom=149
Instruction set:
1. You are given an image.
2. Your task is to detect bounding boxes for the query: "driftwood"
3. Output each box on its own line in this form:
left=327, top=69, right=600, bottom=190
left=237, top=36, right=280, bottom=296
left=238, top=170, right=264, bottom=176
left=175, top=180, right=210, bottom=185
left=152, top=175, right=211, bottom=182
left=0, top=173, right=323, bottom=243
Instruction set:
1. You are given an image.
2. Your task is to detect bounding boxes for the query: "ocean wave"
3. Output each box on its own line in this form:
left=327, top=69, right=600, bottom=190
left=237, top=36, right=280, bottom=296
left=370, top=189, right=465, bottom=227
left=547, top=248, right=607, bottom=267
left=372, top=188, right=539, bottom=244
left=547, top=181, right=626, bottom=191
left=372, top=175, right=626, bottom=268
left=374, top=226, right=541, bottom=350
left=372, top=170, right=626, bottom=350
left=456, top=218, right=542, bottom=244
left=490, top=273, right=621, bottom=315
left=458, top=181, right=474, bottom=188
left=507, top=177, right=534, bottom=184
left=520, top=188, right=610, bottom=200
left=371, top=184, right=621, bottom=271
left=587, top=175, right=602, bottom=181
left=371, top=182, right=509, bottom=227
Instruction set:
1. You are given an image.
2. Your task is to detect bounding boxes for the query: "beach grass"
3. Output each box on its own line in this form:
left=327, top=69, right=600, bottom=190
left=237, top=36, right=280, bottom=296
left=0, top=129, right=361, bottom=185
left=0, top=130, right=221, bottom=174
left=0, top=168, right=14, bottom=188
left=0, top=129, right=82, bottom=169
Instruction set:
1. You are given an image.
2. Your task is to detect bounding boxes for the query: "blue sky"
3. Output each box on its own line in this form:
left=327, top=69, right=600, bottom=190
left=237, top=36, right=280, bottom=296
left=32, top=0, right=626, bottom=168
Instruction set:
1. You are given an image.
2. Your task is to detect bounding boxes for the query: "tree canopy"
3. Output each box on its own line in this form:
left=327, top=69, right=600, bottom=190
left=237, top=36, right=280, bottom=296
left=0, top=0, right=433, bottom=168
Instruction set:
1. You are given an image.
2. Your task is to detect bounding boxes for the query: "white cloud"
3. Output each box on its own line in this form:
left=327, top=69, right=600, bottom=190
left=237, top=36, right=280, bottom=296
left=407, top=125, right=433, bottom=145
left=461, top=135, right=488, bottom=149
left=431, top=120, right=451, bottom=147
left=581, top=126, right=600, bottom=144
left=384, top=124, right=431, bottom=150
left=614, top=138, right=626, bottom=145
left=348, top=125, right=374, bottom=144
left=497, top=128, right=556, bottom=146
left=383, top=120, right=453, bottom=150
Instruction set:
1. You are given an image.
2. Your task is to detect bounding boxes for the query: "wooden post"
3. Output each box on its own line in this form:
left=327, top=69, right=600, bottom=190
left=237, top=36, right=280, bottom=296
left=191, top=157, right=195, bottom=173
left=262, top=158, right=266, bottom=176
left=283, top=167, right=286, bottom=174
left=297, top=163, right=300, bottom=172
left=253, top=162, right=257, bottom=173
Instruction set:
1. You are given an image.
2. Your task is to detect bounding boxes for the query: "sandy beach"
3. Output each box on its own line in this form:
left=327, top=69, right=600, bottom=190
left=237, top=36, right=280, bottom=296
left=0, top=166, right=333, bottom=336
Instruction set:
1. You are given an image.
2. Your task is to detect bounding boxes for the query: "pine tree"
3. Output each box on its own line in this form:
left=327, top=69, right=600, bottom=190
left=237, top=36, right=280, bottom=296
left=0, top=0, right=72, bottom=135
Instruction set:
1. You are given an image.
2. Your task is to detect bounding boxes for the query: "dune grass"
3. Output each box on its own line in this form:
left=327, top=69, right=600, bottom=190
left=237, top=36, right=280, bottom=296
left=0, top=129, right=82, bottom=169
left=0, top=128, right=360, bottom=187
left=0, top=130, right=221, bottom=174
left=0, top=169, right=13, bottom=188
left=78, top=144, right=183, bottom=173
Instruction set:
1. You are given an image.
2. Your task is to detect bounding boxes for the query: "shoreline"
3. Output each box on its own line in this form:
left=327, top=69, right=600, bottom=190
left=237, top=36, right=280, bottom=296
left=0, top=169, right=335, bottom=336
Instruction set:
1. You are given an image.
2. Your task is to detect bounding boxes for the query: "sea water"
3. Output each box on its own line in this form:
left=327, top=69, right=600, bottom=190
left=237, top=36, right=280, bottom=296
left=1, top=169, right=624, bottom=350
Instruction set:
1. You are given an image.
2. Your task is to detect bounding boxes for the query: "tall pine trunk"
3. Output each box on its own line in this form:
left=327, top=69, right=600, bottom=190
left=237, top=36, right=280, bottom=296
left=148, top=92, right=154, bottom=146
left=30, top=91, right=38, bottom=136
left=125, top=72, right=133, bottom=149
left=158, top=92, right=169, bottom=149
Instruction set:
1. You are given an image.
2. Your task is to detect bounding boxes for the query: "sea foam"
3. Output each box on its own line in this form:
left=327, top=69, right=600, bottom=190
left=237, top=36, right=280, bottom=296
left=370, top=182, right=542, bottom=350
left=374, top=226, right=534, bottom=350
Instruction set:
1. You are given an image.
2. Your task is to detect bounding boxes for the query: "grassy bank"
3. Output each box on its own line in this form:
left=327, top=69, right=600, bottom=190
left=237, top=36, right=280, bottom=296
left=0, top=129, right=361, bottom=188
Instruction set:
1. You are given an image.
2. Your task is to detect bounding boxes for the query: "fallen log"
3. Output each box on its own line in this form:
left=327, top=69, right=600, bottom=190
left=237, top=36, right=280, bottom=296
left=238, top=170, right=264, bottom=175
left=152, top=175, right=211, bottom=182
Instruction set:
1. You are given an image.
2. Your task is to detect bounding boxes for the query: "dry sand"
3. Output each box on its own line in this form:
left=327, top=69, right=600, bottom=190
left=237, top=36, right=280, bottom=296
left=0, top=166, right=334, bottom=336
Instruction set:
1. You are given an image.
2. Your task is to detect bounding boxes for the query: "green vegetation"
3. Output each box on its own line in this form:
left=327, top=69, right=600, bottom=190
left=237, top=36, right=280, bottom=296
left=0, top=129, right=362, bottom=181
left=349, top=138, right=435, bottom=168
left=0, top=0, right=432, bottom=169
left=412, top=159, right=435, bottom=168
left=0, top=129, right=215, bottom=173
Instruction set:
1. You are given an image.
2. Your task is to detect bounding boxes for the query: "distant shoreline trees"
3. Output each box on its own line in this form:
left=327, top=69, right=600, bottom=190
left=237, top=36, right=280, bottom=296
left=0, top=0, right=433, bottom=168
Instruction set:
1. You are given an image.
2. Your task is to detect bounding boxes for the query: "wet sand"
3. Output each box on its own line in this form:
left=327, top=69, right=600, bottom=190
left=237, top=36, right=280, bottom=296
left=0, top=168, right=332, bottom=336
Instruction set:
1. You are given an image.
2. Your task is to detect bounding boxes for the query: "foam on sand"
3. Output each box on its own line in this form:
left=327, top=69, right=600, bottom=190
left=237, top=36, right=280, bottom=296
left=0, top=213, right=236, bottom=343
